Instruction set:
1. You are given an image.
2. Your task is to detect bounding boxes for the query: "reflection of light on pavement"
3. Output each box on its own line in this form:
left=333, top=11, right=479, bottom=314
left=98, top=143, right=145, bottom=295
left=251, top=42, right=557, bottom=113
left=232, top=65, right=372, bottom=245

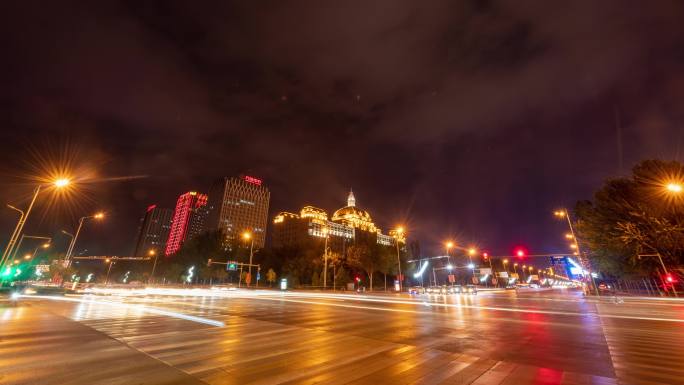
left=19, top=295, right=225, bottom=327
left=33, top=287, right=684, bottom=324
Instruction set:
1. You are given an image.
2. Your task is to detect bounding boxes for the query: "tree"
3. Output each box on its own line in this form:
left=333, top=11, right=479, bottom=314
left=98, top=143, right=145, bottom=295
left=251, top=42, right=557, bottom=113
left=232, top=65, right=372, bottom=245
left=311, top=270, right=320, bottom=287
left=266, top=268, right=277, bottom=287
left=347, top=244, right=378, bottom=290
left=334, top=266, right=351, bottom=288
left=576, top=159, right=684, bottom=276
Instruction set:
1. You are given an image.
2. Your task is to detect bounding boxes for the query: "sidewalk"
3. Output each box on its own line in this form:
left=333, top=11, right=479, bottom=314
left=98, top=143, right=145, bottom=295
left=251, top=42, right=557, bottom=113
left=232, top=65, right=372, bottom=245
left=0, top=302, right=205, bottom=385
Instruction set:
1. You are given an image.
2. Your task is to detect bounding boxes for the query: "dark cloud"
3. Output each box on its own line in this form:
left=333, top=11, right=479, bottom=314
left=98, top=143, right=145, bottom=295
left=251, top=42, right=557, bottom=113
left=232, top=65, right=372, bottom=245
left=1, top=0, right=683, bottom=256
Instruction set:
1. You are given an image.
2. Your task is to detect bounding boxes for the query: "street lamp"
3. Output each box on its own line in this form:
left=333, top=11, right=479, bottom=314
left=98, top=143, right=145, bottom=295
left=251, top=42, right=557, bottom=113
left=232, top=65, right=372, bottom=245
left=394, top=226, right=404, bottom=292
left=322, top=227, right=329, bottom=289
left=148, top=249, right=159, bottom=283
left=104, top=258, right=115, bottom=285
left=666, top=183, right=683, bottom=193
left=467, top=247, right=476, bottom=261
left=554, top=207, right=599, bottom=296
left=0, top=178, right=71, bottom=268
left=242, top=231, right=254, bottom=287
left=65, top=212, right=105, bottom=267
left=445, top=241, right=454, bottom=262
left=502, top=258, right=509, bottom=274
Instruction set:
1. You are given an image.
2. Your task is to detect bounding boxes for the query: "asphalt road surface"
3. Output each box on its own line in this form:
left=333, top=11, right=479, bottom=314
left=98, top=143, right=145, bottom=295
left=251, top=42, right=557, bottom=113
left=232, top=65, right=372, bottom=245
left=2, top=288, right=683, bottom=385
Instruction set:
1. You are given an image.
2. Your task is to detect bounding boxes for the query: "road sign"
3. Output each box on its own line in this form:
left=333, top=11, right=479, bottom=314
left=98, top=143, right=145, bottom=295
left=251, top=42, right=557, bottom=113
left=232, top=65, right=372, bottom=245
left=226, top=261, right=237, bottom=271
left=245, top=272, right=252, bottom=284
left=448, top=274, right=455, bottom=283
left=471, top=277, right=479, bottom=284
left=479, top=268, right=492, bottom=275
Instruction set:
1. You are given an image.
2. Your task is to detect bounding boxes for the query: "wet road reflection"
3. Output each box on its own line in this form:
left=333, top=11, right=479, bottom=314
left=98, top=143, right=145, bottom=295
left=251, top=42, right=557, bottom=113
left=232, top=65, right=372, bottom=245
left=4, top=288, right=684, bottom=384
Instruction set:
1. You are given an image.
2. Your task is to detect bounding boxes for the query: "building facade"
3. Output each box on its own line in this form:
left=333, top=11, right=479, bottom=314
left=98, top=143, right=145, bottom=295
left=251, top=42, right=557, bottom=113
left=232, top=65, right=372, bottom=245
left=133, top=205, right=173, bottom=257
left=272, top=190, right=401, bottom=251
left=205, top=175, right=270, bottom=248
left=165, top=191, right=208, bottom=256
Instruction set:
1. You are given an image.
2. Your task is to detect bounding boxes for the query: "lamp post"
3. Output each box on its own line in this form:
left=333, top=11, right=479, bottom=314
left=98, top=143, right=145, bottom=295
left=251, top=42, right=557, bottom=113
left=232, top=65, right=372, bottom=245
left=1, top=178, right=70, bottom=269
left=149, top=249, right=159, bottom=283
left=0, top=205, right=24, bottom=269
left=554, top=208, right=599, bottom=295
left=322, top=227, right=329, bottom=289
left=445, top=241, right=454, bottom=262
left=104, top=258, right=115, bottom=285
left=242, top=231, right=254, bottom=287
left=65, top=212, right=104, bottom=267
left=9, top=235, right=52, bottom=263
left=394, top=227, right=404, bottom=292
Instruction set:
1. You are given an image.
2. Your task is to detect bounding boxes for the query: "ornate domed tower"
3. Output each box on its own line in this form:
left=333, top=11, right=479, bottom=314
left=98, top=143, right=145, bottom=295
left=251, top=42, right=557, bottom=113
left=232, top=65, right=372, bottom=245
left=332, top=190, right=377, bottom=233
left=347, top=189, right=356, bottom=207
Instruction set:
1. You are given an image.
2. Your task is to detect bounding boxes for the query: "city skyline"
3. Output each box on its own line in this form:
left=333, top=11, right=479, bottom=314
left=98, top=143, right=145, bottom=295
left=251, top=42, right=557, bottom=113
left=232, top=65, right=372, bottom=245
left=1, top=2, right=683, bottom=258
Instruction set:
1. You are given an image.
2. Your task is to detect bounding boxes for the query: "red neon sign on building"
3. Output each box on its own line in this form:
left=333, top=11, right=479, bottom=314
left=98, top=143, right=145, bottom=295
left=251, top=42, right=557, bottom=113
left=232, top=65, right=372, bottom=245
left=243, top=175, right=262, bottom=186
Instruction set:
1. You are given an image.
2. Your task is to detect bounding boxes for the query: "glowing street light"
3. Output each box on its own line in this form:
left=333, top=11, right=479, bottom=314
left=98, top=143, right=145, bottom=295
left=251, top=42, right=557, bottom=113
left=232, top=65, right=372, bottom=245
left=467, top=263, right=475, bottom=269
left=242, top=230, right=255, bottom=287
left=1, top=177, right=72, bottom=269
left=23, top=254, right=31, bottom=260
left=565, top=233, right=574, bottom=240
left=394, top=226, right=405, bottom=291
left=666, top=183, right=683, bottom=193
left=65, top=212, right=106, bottom=266
left=54, top=178, right=71, bottom=188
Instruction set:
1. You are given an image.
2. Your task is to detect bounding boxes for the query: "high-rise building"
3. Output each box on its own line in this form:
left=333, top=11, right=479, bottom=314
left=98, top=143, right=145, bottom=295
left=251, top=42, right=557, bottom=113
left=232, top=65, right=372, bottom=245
left=165, top=191, right=208, bottom=256
left=133, top=204, right=173, bottom=257
left=205, top=175, right=270, bottom=248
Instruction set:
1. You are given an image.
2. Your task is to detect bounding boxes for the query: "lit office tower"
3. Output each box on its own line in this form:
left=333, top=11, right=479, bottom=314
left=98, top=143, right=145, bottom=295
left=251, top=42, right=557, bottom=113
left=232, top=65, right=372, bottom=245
left=206, top=175, right=270, bottom=248
left=133, top=205, right=173, bottom=257
left=165, top=191, right=208, bottom=256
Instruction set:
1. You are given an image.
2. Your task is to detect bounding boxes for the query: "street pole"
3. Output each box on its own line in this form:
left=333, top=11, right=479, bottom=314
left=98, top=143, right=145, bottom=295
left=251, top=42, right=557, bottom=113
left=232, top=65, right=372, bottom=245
left=150, top=252, right=159, bottom=284
left=563, top=208, right=599, bottom=296
left=1, top=186, right=40, bottom=268
left=395, top=238, right=402, bottom=292
left=65, top=216, right=87, bottom=267
left=248, top=237, right=254, bottom=287
left=656, top=252, right=677, bottom=297
left=105, top=261, right=114, bottom=285
left=0, top=205, right=24, bottom=269
left=323, top=233, right=328, bottom=289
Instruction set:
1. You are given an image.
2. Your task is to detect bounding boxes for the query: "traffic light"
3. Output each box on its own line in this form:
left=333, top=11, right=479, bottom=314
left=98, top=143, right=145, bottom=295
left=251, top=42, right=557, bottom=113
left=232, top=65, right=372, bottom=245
left=227, top=261, right=237, bottom=271
left=665, top=273, right=677, bottom=283
left=483, top=252, right=489, bottom=261
left=514, top=248, right=526, bottom=258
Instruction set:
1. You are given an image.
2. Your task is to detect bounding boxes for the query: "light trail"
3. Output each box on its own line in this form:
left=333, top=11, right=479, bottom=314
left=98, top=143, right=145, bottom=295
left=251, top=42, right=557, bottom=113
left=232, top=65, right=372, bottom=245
left=17, top=294, right=225, bottom=327
left=67, top=287, right=684, bottom=323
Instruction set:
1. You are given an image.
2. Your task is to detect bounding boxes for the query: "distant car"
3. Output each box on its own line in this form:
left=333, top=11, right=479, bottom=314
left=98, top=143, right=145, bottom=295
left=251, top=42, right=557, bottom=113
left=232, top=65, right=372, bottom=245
left=426, top=286, right=447, bottom=295
left=451, top=285, right=464, bottom=294
left=408, top=286, right=425, bottom=295
left=465, top=285, right=477, bottom=295
left=505, top=285, right=517, bottom=290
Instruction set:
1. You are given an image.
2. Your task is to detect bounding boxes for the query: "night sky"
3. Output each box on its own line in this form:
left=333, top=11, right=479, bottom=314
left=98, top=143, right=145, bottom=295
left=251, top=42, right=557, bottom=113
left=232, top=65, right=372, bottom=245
left=1, top=1, right=684, bottom=258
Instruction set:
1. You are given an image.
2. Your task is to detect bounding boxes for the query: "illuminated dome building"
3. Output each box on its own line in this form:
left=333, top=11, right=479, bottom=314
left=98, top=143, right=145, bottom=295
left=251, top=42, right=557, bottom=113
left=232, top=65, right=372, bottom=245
left=272, top=190, right=397, bottom=249
left=331, top=190, right=377, bottom=233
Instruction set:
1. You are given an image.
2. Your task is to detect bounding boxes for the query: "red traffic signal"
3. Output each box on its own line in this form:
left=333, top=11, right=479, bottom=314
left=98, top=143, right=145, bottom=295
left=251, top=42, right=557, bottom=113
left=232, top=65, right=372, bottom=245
left=515, top=249, right=526, bottom=258
left=483, top=252, right=489, bottom=260
left=355, top=276, right=361, bottom=282
left=665, top=274, right=676, bottom=283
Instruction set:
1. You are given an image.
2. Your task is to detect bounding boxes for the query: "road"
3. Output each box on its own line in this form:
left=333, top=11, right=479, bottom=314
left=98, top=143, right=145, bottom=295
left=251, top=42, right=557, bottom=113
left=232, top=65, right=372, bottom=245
left=2, top=288, right=684, bottom=384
